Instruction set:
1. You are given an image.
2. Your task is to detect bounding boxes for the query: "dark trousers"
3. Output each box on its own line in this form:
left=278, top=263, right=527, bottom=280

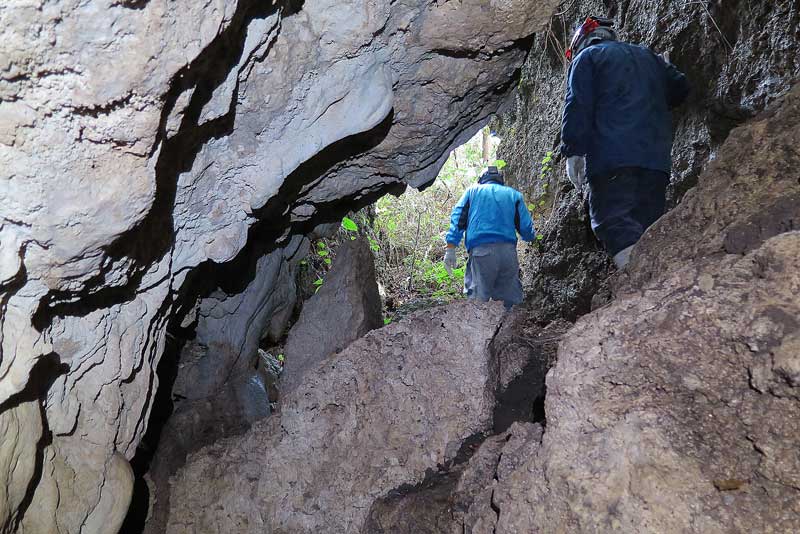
left=587, top=167, right=669, bottom=256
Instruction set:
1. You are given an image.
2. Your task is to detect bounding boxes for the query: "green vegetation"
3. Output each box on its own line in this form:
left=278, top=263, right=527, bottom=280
left=299, top=216, right=364, bottom=298
left=527, top=151, right=554, bottom=229
left=297, top=130, right=525, bottom=321
left=341, top=216, right=358, bottom=237
left=365, top=128, right=502, bottom=312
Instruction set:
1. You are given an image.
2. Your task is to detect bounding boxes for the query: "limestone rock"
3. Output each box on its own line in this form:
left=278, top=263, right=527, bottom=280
left=0, top=399, right=42, bottom=534
left=282, top=237, right=383, bottom=392
left=0, top=0, right=559, bottom=529
left=489, top=309, right=567, bottom=432
left=622, top=84, right=800, bottom=289
left=498, top=0, right=800, bottom=322
left=141, top=237, right=307, bottom=534
left=165, top=301, right=506, bottom=533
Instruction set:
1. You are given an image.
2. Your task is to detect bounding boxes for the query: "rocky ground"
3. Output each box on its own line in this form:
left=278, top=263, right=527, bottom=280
left=2, top=0, right=799, bottom=532
left=164, top=301, right=509, bottom=533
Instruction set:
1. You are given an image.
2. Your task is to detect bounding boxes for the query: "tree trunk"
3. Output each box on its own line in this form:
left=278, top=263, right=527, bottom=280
left=482, top=126, right=491, bottom=163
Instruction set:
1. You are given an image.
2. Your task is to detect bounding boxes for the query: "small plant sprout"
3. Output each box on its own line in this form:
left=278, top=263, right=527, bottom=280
left=277, top=353, right=285, bottom=363
left=540, top=151, right=553, bottom=178
left=341, top=216, right=358, bottom=240
left=494, top=159, right=507, bottom=170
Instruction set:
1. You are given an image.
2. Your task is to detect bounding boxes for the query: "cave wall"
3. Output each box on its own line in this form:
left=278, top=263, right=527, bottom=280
left=0, top=0, right=562, bottom=531
left=482, top=80, right=800, bottom=534
left=497, top=0, right=800, bottom=322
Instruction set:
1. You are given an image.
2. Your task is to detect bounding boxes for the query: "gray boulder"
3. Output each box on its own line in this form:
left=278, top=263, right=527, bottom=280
left=355, top=78, right=800, bottom=534
left=490, top=231, right=800, bottom=533
left=282, top=237, right=383, bottom=392
left=165, top=301, right=506, bottom=533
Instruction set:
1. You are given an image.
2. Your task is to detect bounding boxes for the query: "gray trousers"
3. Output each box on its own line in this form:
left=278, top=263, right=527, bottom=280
left=464, top=242, right=523, bottom=310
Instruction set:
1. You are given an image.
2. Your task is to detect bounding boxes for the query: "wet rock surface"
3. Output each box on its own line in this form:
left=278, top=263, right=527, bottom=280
left=282, top=237, right=383, bottom=393
left=164, top=301, right=506, bottom=533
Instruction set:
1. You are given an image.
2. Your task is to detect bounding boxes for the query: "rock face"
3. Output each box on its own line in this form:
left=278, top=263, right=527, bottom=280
left=0, top=1, right=560, bottom=530
left=349, top=77, right=800, bottom=534
left=362, top=421, right=544, bottom=534
left=165, top=301, right=506, bottom=533
left=477, top=81, right=800, bottom=533
left=497, top=0, right=800, bottom=319
left=0, top=399, right=42, bottom=534
left=495, top=232, right=800, bottom=532
left=282, top=237, right=383, bottom=392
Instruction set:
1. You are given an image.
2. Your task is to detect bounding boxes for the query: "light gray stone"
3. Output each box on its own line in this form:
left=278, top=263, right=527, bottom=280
left=282, top=237, right=383, bottom=392
left=0, top=399, right=42, bottom=534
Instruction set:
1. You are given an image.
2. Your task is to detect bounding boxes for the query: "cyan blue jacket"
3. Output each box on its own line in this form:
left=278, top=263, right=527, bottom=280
left=446, top=181, right=535, bottom=251
left=561, top=40, right=689, bottom=178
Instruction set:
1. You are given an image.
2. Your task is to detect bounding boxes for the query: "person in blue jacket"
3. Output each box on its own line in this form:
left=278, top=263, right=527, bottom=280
left=561, top=16, right=689, bottom=268
left=444, top=166, right=535, bottom=309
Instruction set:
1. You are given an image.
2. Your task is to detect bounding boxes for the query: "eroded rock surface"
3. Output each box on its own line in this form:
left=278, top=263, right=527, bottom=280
left=165, top=301, right=505, bottom=533
left=0, top=1, right=560, bottom=530
left=363, top=421, right=544, bottom=534
left=484, top=81, right=800, bottom=533
left=360, top=74, right=800, bottom=534
left=282, top=237, right=383, bottom=392
left=490, top=232, right=800, bottom=532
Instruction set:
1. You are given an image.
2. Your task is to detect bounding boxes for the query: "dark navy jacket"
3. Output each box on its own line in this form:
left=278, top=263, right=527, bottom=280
left=561, top=40, right=689, bottom=178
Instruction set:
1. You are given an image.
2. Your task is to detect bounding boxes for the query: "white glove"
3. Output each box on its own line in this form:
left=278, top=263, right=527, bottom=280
left=566, top=156, right=586, bottom=190
left=443, top=247, right=457, bottom=275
